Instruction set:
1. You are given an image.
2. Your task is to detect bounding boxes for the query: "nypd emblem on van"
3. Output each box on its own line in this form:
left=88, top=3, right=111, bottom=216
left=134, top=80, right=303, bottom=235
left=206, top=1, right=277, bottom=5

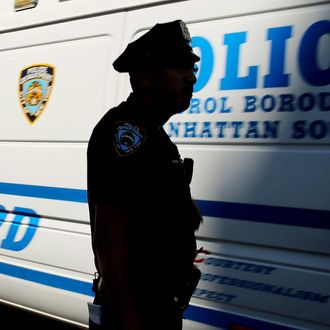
left=19, top=64, right=55, bottom=123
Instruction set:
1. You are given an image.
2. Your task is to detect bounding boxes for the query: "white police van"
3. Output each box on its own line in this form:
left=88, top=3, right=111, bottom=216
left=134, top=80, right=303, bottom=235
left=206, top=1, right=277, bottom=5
left=0, top=0, right=329, bottom=329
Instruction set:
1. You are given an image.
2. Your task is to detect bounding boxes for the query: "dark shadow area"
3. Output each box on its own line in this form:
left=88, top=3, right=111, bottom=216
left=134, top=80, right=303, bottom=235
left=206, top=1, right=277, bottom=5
left=0, top=303, right=83, bottom=329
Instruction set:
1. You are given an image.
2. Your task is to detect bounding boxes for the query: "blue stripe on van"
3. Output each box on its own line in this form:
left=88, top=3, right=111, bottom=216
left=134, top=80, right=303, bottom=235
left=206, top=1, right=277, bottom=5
left=196, top=200, right=330, bottom=230
left=0, top=182, right=87, bottom=203
left=185, top=305, right=299, bottom=330
left=0, top=181, right=329, bottom=229
left=0, top=261, right=93, bottom=296
left=0, top=261, right=298, bottom=330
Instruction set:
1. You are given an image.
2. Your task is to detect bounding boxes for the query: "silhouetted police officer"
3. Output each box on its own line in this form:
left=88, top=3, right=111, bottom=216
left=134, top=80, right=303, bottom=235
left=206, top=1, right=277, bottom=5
left=87, top=20, right=202, bottom=330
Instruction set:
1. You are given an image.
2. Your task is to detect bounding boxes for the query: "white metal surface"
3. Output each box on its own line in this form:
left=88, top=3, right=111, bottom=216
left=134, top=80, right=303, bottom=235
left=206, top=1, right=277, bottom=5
left=0, top=1, right=329, bottom=329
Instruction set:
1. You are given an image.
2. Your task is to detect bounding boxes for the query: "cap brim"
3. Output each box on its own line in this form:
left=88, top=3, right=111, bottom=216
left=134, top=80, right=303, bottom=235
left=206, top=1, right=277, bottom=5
left=113, top=50, right=200, bottom=72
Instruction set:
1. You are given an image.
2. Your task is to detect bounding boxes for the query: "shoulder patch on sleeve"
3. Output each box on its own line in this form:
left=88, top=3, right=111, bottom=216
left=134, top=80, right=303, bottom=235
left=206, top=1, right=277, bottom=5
left=114, top=121, right=147, bottom=156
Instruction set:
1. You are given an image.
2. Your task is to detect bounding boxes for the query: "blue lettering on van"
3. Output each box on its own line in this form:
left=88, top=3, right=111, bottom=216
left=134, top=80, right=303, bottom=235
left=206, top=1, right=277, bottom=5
left=193, top=288, right=236, bottom=303
left=0, top=205, right=7, bottom=222
left=167, top=91, right=329, bottom=140
left=203, top=257, right=277, bottom=275
left=299, top=20, right=330, bottom=86
left=168, top=120, right=281, bottom=139
left=192, top=36, right=214, bottom=93
left=0, top=206, right=39, bottom=251
left=188, top=97, right=232, bottom=114
left=264, top=26, right=292, bottom=88
left=243, top=92, right=330, bottom=113
left=200, top=273, right=330, bottom=304
left=175, top=20, right=330, bottom=141
left=191, top=20, right=329, bottom=90
left=292, top=120, right=330, bottom=139
left=220, top=31, right=258, bottom=90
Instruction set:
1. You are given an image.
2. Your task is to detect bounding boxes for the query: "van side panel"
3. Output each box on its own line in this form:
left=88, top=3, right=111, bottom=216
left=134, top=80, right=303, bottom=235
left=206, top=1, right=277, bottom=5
left=123, top=1, right=330, bottom=329
left=0, top=13, right=125, bottom=326
left=1, top=1, right=329, bottom=329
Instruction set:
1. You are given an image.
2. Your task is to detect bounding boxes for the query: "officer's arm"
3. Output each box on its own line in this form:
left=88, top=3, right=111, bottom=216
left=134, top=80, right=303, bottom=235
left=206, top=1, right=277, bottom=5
left=93, top=202, right=143, bottom=330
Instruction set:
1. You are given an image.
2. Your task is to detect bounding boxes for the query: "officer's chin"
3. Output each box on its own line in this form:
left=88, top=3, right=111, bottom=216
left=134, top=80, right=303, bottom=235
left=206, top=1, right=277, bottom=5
left=166, top=95, right=192, bottom=116
left=173, top=106, right=189, bottom=117
left=180, top=95, right=193, bottom=112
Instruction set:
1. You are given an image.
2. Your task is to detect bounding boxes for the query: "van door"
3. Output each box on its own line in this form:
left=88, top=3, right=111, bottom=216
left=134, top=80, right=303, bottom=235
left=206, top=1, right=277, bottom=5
left=0, top=10, right=124, bottom=326
left=122, top=1, right=330, bottom=329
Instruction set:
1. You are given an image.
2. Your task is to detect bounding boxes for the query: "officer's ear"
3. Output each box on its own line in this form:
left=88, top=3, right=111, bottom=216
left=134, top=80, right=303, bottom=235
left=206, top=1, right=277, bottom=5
left=129, top=66, right=154, bottom=91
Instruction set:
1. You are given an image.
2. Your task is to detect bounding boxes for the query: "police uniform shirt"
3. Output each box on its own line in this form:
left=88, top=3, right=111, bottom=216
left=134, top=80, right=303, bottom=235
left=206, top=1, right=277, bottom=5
left=87, top=93, right=199, bottom=303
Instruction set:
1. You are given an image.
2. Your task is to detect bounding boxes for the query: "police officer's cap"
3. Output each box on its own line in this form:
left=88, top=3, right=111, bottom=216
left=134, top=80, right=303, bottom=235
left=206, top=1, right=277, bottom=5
left=113, top=20, right=200, bottom=72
